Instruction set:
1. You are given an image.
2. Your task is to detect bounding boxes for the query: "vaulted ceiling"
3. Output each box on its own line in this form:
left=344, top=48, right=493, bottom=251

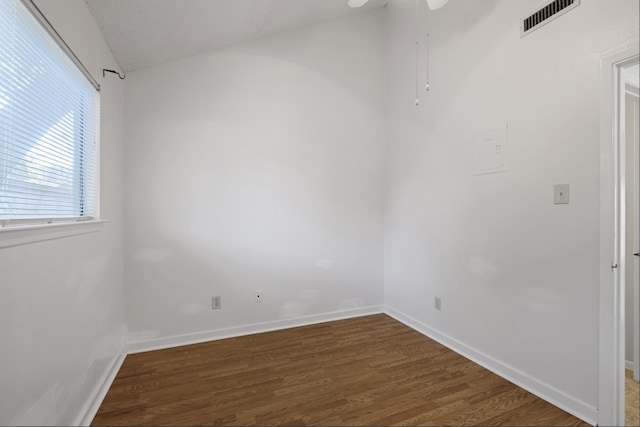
left=85, top=0, right=389, bottom=72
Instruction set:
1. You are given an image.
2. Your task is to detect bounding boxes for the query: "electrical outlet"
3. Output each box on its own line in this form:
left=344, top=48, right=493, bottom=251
left=255, top=290, right=262, bottom=303
left=434, top=297, right=442, bottom=311
left=211, top=296, right=221, bottom=310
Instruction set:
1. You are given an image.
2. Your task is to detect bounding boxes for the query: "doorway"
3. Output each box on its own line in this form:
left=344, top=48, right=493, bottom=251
left=622, top=62, right=639, bottom=427
left=599, top=50, right=639, bottom=427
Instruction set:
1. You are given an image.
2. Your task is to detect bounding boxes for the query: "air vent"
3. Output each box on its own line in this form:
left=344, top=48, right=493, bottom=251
left=521, top=0, right=580, bottom=37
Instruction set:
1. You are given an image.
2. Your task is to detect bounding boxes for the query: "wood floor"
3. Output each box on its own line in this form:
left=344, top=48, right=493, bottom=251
left=627, top=369, right=640, bottom=427
left=92, top=314, right=587, bottom=426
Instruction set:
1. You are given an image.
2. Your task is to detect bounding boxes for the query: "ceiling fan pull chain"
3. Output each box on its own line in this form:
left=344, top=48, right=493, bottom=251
left=415, top=0, right=420, bottom=106
left=425, top=31, right=430, bottom=92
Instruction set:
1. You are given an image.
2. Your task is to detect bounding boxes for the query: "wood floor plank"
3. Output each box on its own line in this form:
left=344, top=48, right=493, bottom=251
left=92, top=314, right=588, bottom=426
left=626, top=369, right=640, bottom=427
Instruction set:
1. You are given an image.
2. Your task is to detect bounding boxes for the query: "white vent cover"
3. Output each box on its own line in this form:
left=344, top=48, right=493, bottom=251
left=521, top=0, right=580, bottom=37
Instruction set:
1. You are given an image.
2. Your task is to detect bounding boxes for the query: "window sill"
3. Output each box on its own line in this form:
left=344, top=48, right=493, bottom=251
left=0, top=220, right=108, bottom=249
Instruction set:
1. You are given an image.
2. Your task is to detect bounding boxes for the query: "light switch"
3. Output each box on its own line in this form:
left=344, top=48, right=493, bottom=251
left=554, top=184, right=570, bottom=204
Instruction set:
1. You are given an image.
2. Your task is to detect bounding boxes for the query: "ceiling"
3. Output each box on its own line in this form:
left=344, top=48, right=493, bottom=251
left=85, top=0, right=389, bottom=72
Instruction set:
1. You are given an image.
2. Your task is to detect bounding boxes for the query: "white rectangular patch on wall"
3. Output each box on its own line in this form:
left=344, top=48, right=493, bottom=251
left=472, top=127, right=507, bottom=175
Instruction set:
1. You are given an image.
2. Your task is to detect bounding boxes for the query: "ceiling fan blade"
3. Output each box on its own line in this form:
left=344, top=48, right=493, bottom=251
left=426, top=0, right=449, bottom=10
left=348, top=0, right=370, bottom=8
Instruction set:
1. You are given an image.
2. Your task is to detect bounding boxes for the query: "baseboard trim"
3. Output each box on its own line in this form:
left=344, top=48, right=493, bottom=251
left=125, top=305, right=384, bottom=355
left=384, top=306, right=598, bottom=426
left=626, top=360, right=635, bottom=371
left=75, top=353, right=127, bottom=426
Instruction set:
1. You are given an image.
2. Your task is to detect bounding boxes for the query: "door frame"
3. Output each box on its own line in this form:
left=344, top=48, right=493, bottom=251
left=628, top=84, right=640, bottom=382
left=599, top=48, right=639, bottom=427
left=625, top=83, right=640, bottom=381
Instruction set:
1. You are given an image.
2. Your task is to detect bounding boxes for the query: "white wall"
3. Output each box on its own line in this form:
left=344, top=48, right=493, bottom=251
left=0, top=1, right=125, bottom=425
left=123, top=9, right=386, bottom=344
left=385, top=0, right=638, bottom=422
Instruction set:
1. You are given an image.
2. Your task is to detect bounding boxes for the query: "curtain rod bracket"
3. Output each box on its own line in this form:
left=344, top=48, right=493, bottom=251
left=103, top=69, right=125, bottom=80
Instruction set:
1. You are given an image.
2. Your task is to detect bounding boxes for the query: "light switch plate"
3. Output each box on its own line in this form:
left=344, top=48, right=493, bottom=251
left=554, top=184, right=570, bottom=204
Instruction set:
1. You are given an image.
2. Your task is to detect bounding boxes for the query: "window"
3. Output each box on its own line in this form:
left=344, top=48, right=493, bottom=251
left=0, top=0, right=100, bottom=227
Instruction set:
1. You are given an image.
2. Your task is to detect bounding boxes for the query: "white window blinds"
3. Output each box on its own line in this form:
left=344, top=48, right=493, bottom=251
left=0, top=0, right=100, bottom=225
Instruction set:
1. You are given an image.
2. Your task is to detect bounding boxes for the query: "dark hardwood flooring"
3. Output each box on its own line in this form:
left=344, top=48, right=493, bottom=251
left=92, top=314, right=587, bottom=426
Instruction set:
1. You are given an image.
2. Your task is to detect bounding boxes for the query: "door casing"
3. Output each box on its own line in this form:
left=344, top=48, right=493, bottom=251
left=598, top=48, right=639, bottom=427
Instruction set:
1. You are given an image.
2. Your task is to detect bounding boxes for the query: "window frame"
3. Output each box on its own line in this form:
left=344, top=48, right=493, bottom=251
left=0, top=0, right=104, bottom=243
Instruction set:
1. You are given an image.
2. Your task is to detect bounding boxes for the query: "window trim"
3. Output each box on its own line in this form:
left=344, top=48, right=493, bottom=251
left=0, top=219, right=107, bottom=249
